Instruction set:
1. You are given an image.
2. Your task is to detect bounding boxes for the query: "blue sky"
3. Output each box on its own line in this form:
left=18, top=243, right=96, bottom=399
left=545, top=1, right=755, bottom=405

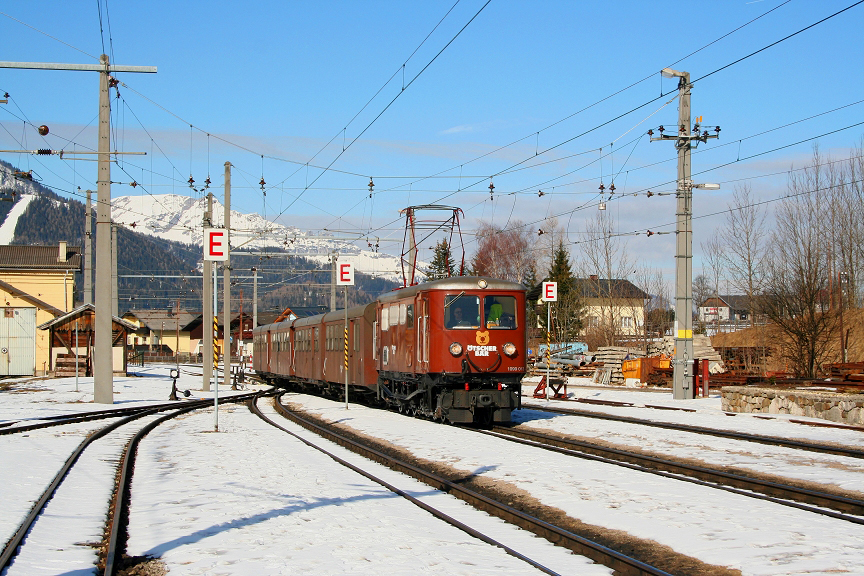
left=1, top=0, right=862, bottom=285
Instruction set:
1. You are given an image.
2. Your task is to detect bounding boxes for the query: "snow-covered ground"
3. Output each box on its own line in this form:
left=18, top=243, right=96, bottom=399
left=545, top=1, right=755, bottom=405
left=0, top=193, right=35, bottom=244
left=2, top=367, right=864, bottom=575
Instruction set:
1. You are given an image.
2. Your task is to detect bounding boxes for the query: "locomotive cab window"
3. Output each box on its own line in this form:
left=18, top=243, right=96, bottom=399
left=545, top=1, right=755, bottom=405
left=484, top=296, right=517, bottom=329
left=445, top=294, right=480, bottom=329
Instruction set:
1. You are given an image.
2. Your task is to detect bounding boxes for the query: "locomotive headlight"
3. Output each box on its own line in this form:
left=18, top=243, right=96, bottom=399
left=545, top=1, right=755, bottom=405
left=449, top=342, right=463, bottom=357
left=503, top=342, right=517, bottom=357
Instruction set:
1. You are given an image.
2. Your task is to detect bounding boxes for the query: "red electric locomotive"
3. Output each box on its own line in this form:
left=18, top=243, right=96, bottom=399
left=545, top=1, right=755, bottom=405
left=252, top=276, right=526, bottom=425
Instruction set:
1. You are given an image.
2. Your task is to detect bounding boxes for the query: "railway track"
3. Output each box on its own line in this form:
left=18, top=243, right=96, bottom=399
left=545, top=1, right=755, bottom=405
left=262, top=393, right=688, bottom=576
left=484, top=424, right=864, bottom=522
left=0, top=393, right=259, bottom=575
left=522, top=403, right=864, bottom=459
left=0, top=403, right=189, bottom=436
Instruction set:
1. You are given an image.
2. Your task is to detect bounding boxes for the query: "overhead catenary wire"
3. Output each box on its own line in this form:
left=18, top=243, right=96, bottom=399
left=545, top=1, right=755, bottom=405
left=350, top=3, right=864, bottom=245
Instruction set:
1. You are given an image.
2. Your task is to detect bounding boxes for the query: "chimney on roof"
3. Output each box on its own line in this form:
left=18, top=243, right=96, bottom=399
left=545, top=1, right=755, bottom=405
left=58, top=241, right=67, bottom=262
left=589, top=274, right=598, bottom=281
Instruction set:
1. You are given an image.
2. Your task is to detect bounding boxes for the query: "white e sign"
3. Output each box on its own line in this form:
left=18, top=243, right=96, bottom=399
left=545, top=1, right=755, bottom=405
left=542, top=281, right=558, bottom=302
left=336, top=262, right=355, bottom=285
left=203, top=228, right=229, bottom=261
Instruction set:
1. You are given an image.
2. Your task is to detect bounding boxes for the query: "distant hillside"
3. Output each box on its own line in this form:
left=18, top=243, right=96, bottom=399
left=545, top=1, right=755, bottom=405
left=0, top=162, right=399, bottom=313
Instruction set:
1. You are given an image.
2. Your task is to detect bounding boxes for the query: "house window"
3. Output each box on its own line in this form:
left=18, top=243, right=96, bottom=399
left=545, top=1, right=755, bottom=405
left=622, top=317, right=633, bottom=329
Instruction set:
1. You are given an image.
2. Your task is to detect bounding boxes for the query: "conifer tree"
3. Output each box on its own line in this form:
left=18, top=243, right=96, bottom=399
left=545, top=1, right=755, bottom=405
left=548, top=240, right=575, bottom=297
left=545, top=240, right=583, bottom=341
left=427, top=239, right=455, bottom=280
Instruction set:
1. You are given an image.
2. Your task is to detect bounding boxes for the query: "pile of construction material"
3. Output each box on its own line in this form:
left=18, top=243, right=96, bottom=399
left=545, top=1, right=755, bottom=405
left=592, top=347, right=646, bottom=386
left=648, top=335, right=726, bottom=373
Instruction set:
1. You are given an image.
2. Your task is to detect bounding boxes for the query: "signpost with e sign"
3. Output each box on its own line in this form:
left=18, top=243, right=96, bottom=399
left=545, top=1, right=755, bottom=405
left=541, top=281, right=557, bottom=400
left=203, top=228, right=229, bottom=261
left=336, top=262, right=354, bottom=408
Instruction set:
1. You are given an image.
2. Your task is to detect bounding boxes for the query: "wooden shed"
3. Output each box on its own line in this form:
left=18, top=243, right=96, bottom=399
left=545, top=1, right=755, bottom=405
left=38, top=304, right=137, bottom=376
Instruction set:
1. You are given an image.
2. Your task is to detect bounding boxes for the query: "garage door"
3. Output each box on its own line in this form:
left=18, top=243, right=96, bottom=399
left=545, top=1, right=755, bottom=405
left=0, top=308, right=36, bottom=376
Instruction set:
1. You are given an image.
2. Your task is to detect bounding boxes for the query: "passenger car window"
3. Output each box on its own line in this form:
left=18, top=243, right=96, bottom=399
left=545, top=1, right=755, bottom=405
left=444, top=294, right=480, bottom=329
left=484, top=296, right=517, bottom=329
left=381, top=306, right=389, bottom=331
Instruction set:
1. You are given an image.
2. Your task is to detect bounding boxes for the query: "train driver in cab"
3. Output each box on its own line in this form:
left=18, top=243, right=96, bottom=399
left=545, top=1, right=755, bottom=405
left=447, top=305, right=473, bottom=328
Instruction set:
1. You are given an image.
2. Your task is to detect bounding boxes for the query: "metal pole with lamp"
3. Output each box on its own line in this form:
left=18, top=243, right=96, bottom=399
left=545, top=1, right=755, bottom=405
left=649, top=67, right=719, bottom=399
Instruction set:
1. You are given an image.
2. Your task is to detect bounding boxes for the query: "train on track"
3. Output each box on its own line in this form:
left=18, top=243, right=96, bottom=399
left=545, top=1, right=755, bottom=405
left=252, top=276, right=526, bottom=425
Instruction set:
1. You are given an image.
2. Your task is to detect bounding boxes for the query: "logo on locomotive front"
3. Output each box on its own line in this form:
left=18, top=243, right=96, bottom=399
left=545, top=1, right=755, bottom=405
left=468, top=331, right=497, bottom=357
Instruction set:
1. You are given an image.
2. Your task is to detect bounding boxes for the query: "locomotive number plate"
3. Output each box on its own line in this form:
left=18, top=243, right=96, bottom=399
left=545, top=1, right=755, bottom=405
left=507, top=366, right=524, bottom=372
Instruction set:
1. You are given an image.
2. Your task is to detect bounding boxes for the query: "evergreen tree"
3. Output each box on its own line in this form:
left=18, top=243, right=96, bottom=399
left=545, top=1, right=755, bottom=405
left=548, top=240, right=575, bottom=296
left=427, top=240, right=455, bottom=280
left=545, top=240, right=583, bottom=341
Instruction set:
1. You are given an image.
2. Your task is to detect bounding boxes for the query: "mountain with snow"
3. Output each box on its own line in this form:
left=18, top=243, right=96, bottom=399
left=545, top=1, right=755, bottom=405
left=111, top=194, right=417, bottom=283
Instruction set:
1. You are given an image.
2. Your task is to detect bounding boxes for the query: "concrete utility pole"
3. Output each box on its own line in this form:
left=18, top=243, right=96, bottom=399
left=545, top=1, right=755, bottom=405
left=0, top=57, right=156, bottom=404
left=650, top=68, right=719, bottom=400
left=203, top=193, right=213, bottom=391
left=84, top=190, right=93, bottom=304
left=223, top=162, right=232, bottom=389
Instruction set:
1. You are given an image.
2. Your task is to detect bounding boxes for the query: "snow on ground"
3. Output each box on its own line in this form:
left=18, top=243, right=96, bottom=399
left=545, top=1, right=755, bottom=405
left=125, top=401, right=602, bottom=575
left=2, top=368, right=864, bottom=575
left=0, top=193, right=34, bottom=244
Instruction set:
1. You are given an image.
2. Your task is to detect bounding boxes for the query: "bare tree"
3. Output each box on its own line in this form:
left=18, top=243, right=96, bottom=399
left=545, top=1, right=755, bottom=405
left=470, top=220, right=534, bottom=283
left=716, top=183, right=769, bottom=328
left=761, top=151, right=838, bottom=378
left=633, top=264, right=671, bottom=351
left=577, top=211, right=638, bottom=347
left=701, top=233, right=725, bottom=300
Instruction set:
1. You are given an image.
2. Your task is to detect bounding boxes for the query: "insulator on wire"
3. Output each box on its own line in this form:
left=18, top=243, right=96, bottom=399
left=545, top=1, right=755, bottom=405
left=37, top=149, right=52, bottom=155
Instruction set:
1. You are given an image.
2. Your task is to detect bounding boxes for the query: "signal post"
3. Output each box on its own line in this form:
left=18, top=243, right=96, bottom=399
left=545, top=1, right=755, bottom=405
left=541, top=282, right=557, bottom=400
left=204, top=225, right=229, bottom=430
left=336, top=261, right=355, bottom=409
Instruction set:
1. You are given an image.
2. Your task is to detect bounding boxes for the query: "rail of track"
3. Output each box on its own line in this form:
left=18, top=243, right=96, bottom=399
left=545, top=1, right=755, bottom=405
left=0, top=392, right=259, bottom=575
left=522, top=403, right=864, bottom=459
left=482, top=424, right=864, bottom=523
left=260, top=393, right=674, bottom=576
left=0, top=403, right=185, bottom=435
